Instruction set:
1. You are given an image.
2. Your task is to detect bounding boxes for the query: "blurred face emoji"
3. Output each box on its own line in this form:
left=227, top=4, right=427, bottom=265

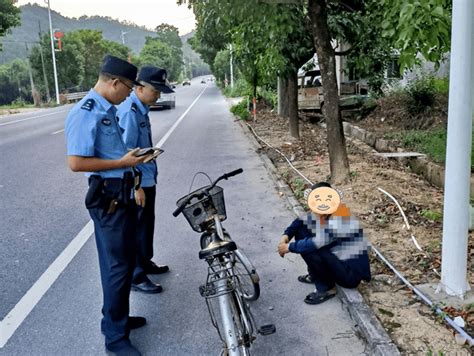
left=307, top=186, right=341, bottom=215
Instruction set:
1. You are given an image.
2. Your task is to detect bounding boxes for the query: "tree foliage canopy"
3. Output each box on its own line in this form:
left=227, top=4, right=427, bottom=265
left=0, top=0, right=21, bottom=51
left=140, top=23, right=183, bottom=81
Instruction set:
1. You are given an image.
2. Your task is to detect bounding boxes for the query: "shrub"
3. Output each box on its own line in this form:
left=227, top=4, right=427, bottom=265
left=406, top=76, right=436, bottom=115
left=230, top=100, right=250, bottom=120
left=433, top=77, right=449, bottom=94
left=222, top=78, right=251, bottom=97
left=257, top=87, right=277, bottom=110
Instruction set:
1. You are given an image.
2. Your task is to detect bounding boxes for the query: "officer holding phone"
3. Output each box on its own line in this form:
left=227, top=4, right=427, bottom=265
left=117, top=66, right=175, bottom=294
left=65, top=55, right=153, bottom=356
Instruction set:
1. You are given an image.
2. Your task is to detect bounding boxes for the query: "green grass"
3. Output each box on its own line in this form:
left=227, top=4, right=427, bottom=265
left=0, top=103, right=35, bottom=110
left=385, top=129, right=474, bottom=167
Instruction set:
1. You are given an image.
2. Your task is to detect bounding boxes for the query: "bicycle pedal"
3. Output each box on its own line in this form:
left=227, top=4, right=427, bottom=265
left=198, top=284, right=206, bottom=297
left=258, top=324, right=276, bottom=335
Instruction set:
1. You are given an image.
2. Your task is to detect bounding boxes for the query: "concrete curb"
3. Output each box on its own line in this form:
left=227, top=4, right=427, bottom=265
left=234, top=117, right=400, bottom=356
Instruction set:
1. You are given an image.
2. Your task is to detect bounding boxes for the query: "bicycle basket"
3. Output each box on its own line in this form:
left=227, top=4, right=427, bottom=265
left=177, top=185, right=227, bottom=232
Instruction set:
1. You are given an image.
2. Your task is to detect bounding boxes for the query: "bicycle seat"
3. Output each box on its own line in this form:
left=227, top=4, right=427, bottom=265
left=199, top=239, right=237, bottom=259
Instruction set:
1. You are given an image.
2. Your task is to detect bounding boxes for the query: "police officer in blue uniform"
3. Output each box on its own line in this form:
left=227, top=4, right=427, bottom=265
left=65, top=55, right=154, bottom=356
left=117, top=66, right=174, bottom=294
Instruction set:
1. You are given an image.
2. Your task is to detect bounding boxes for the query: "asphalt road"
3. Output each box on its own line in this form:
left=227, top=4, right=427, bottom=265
left=0, top=78, right=367, bottom=355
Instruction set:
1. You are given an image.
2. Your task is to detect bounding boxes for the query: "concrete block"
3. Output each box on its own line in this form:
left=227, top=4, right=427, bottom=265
left=352, top=126, right=366, bottom=141
left=375, top=139, right=390, bottom=152
left=343, top=121, right=351, bottom=135
left=365, top=131, right=377, bottom=147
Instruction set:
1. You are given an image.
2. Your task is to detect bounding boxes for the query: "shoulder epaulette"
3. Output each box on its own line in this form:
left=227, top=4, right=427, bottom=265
left=131, top=102, right=138, bottom=113
left=81, top=98, right=95, bottom=111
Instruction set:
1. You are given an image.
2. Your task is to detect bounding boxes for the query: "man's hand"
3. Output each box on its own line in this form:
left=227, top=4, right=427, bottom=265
left=278, top=241, right=290, bottom=258
left=120, top=148, right=153, bottom=167
left=280, top=235, right=289, bottom=244
left=135, top=187, right=146, bottom=207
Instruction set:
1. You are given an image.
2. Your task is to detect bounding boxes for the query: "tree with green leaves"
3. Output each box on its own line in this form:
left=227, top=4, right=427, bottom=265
left=212, top=49, right=230, bottom=84
left=187, top=0, right=313, bottom=138
left=143, top=23, right=183, bottom=81
left=0, top=59, right=30, bottom=105
left=28, top=30, right=132, bottom=97
left=0, top=0, right=21, bottom=52
left=70, top=30, right=130, bottom=89
left=154, top=24, right=182, bottom=50
left=29, top=33, right=84, bottom=95
left=307, top=0, right=451, bottom=183
left=139, top=39, right=176, bottom=79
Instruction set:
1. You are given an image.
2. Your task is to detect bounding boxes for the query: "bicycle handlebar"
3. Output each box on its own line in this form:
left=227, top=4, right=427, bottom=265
left=172, top=168, right=243, bottom=217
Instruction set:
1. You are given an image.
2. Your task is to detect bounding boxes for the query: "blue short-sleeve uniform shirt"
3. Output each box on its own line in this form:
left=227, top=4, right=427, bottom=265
left=117, top=91, right=158, bottom=187
left=65, top=89, right=131, bottom=178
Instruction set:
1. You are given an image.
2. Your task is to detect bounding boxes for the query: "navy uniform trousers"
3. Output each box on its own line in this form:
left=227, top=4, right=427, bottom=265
left=132, top=185, right=156, bottom=284
left=88, top=202, right=137, bottom=350
left=295, top=234, right=361, bottom=293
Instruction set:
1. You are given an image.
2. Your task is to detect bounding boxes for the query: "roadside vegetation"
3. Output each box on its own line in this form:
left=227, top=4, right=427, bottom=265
left=0, top=23, right=185, bottom=107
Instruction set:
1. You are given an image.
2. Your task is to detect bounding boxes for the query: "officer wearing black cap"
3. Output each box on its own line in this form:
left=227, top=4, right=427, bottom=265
left=65, top=55, right=153, bottom=356
left=117, top=66, right=174, bottom=294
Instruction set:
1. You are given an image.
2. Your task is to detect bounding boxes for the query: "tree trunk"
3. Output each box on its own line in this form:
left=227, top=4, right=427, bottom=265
left=278, top=76, right=290, bottom=118
left=308, top=0, right=350, bottom=184
left=287, top=69, right=299, bottom=139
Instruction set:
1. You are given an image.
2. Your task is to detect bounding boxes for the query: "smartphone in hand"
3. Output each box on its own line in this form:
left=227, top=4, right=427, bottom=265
left=134, top=147, right=165, bottom=162
left=134, top=147, right=157, bottom=157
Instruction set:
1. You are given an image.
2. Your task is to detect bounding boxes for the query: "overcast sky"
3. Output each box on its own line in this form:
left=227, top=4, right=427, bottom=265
left=16, top=0, right=196, bottom=35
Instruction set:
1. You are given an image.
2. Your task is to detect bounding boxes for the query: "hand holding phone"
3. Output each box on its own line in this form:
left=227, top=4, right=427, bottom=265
left=134, top=147, right=156, bottom=157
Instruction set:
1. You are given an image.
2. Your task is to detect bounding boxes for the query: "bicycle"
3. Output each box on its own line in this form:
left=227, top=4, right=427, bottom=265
left=173, top=168, right=275, bottom=355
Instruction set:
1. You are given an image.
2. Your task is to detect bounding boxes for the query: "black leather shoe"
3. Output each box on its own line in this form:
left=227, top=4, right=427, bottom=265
left=107, top=342, right=141, bottom=356
left=145, top=262, right=169, bottom=275
left=131, top=280, right=163, bottom=294
left=128, top=316, right=146, bottom=330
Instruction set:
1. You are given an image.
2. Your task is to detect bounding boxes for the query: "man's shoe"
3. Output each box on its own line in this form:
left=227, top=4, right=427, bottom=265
left=146, top=262, right=169, bottom=275
left=128, top=316, right=146, bottom=330
left=106, top=342, right=141, bottom=356
left=131, top=279, right=163, bottom=294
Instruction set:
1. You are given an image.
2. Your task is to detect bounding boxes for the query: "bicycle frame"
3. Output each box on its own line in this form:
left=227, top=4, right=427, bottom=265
left=205, top=216, right=256, bottom=355
left=174, top=169, right=273, bottom=355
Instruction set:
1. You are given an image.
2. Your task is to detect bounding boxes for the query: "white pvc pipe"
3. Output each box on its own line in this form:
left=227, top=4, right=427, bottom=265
left=372, top=246, right=474, bottom=347
left=440, top=0, right=473, bottom=297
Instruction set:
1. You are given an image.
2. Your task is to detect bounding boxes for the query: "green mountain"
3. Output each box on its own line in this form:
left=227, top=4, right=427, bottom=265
left=0, top=4, right=204, bottom=67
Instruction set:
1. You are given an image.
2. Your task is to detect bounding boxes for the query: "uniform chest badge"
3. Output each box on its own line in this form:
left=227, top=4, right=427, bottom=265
left=102, top=118, right=112, bottom=126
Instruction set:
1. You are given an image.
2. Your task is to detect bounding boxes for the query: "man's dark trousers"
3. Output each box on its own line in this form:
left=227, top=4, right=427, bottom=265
left=89, top=203, right=137, bottom=350
left=295, top=234, right=361, bottom=292
left=132, top=186, right=156, bottom=283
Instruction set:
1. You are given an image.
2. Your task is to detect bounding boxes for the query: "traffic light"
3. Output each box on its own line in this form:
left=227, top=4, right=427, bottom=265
left=53, top=30, right=64, bottom=52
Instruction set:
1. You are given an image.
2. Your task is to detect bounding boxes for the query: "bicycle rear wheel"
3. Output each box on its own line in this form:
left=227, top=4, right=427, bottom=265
left=200, top=233, right=260, bottom=301
left=233, top=249, right=260, bottom=301
left=226, top=291, right=253, bottom=356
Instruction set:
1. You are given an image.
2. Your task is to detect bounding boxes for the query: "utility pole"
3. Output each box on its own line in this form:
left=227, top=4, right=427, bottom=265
left=229, top=44, right=234, bottom=88
left=440, top=0, right=473, bottom=298
left=38, top=21, right=51, bottom=103
left=25, top=43, right=39, bottom=106
left=45, top=0, right=60, bottom=105
left=120, top=31, right=128, bottom=45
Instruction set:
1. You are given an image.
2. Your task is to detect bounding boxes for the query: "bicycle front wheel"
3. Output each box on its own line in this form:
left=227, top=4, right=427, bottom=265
left=233, top=249, right=260, bottom=301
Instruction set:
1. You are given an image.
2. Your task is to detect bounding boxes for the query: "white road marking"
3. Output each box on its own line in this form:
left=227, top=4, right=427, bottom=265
left=0, top=86, right=207, bottom=349
left=0, top=221, right=93, bottom=348
left=0, top=110, right=69, bottom=127
left=51, top=129, right=65, bottom=135
left=156, top=86, right=207, bottom=147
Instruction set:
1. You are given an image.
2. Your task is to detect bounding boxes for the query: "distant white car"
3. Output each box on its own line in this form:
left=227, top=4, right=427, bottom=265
left=151, top=93, right=176, bottom=110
